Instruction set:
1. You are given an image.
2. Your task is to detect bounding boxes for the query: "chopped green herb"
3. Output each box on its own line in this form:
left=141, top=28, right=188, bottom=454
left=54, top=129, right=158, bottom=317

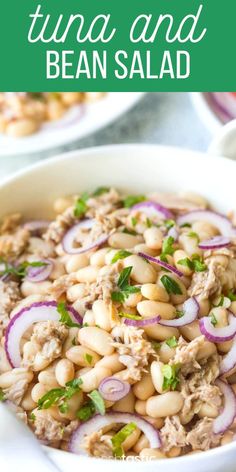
left=162, top=364, right=180, bottom=391
left=74, top=192, right=89, bottom=218
left=213, top=295, right=224, bottom=308
left=72, top=337, right=77, bottom=346
left=176, top=310, right=184, bottom=318
left=111, top=267, right=140, bottom=303
left=123, top=195, right=146, bottom=208
left=0, top=260, right=48, bottom=279
left=77, top=389, right=105, bottom=421
left=131, top=217, right=137, bottom=227
left=29, top=412, right=36, bottom=422
left=210, top=313, right=217, bottom=327
left=146, top=217, right=152, bottom=228
left=180, top=223, right=191, bottom=228
left=84, top=353, right=93, bottom=365
left=111, top=250, right=132, bottom=264
left=38, top=378, right=82, bottom=412
left=164, top=219, right=175, bottom=230
left=87, top=390, right=105, bottom=415
left=227, top=290, right=236, bottom=302
left=162, top=236, right=175, bottom=256
left=159, top=253, right=168, bottom=263
left=77, top=402, right=95, bottom=421
left=187, top=231, right=200, bottom=243
left=122, top=228, right=137, bottom=236
left=178, top=256, right=206, bottom=273
left=111, top=423, right=137, bottom=458
left=191, top=254, right=207, bottom=272
left=0, top=388, right=5, bottom=402
left=57, top=302, right=81, bottom=328
left=161, top=275, right=182, bottom=295
left=166, top=336, right=178, bottom=348
left=92, top=187, right=110, bottom=197
left=152, top=341, right=161, bottom=351
left=118, top=267, right=133, bottom=289
left=119, top=312, right=142, bottom=321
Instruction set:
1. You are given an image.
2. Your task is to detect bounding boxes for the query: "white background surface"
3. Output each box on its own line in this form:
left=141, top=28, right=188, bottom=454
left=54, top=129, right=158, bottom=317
left=0, top=92, right=212, bottom=179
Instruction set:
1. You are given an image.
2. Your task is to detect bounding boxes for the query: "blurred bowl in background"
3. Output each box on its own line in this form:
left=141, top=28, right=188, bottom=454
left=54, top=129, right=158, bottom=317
left=191, top=92, right=236, bottom=134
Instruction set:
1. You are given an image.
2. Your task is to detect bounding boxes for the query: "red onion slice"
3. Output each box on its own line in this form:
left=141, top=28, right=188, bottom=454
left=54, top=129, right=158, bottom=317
left=199, top=236, right=231, bottom=250
left=69, top=412, right=161, bottom=455
left=177, top=210, right=236, bottom=237
left=167, top=226, right=179, bottom=242
left=62, top=219, right=109, bottom=255
left=5, top=301, right=83, bottom=368
left=23, top=220, right=50, bottom=234
left=199, top=313, right=236, bottom=343
left=98, top=377, right=130, bottom=402
left=213, top=380, right=236, bottom=434
left=25, top=259, right=53, bottom=283
left=123, top=315, right=161, bottom=327
left=131, top=201, right=173, bottom=220
left=138, top=252, right=184, bottom=278
left=220, top=338, right=236, bottom=375
left=159, top=297, right=199, bottom=327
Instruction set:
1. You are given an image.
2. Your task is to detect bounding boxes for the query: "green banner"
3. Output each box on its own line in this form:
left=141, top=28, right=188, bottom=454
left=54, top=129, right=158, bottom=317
left=0, top=0, right=234, bottom=91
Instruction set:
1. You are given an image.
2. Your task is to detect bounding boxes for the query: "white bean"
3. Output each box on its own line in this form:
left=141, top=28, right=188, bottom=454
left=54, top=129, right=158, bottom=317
left=92, top=300, right=111, bottom=331
left=90, top=248, right=109, bottom=267
left=146, top=392, right=184, bottom=418
left=66, top=346, right=101, bottom=367
left=132, top=373, right=155, bottom=400
left=137, top=300, right=176, bottom=320
left=144, top=227, right=163, bottom=250
left=55, top=359, right=75, bottom=387
left=80, top=366, right=112, bottom=392
left=65, top=254, right=89, bottom=273
left=78, top=327, right=114, bottom=356
left=21, top=280, right=52, bottom=297
left=76, top=266, right=99, bottom=283
left=123, top=255, right=157, bottom=284
left=141, top=283, right=169, bottom=302
left=108, top=232, right=142, bottom=249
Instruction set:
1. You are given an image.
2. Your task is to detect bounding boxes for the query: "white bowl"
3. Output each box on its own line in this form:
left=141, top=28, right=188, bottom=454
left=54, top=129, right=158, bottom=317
left=1, top=144, right=236, bottom=472
left=0, top=93, right=144, bottom=156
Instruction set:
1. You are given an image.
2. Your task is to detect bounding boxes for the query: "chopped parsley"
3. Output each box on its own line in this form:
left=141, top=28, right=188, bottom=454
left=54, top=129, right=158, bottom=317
left=152, top=341, right=161, bottom=351
left=87, top=390, right=105, bottom=415
left=213, top=295, right=224, bottom=307
left=111, top=267, right=140, bottom=303
left=37, top=378, right=83, bottom=412
left=187, top=231, right=200, bottom=243
left=77, top=389, right=105, bottom=421
left=180, top=223, right=191, bottom=228
left=122, top=228, right=137, bottom=236
left=29, top=412, right=36, bottom=422
left=57, top=302, right=82, bottom=328
left=77, top=402, right=95, bottom=421
left=111, top=250, right=132, bottom=264
left=92, top=187, right=110, bottom=197
left=228, top=290, right=236, bottom=302
left=0, top=388, right=5, bottom=402
left=176, top=310, right=184, bottom=318
left=146, top=217, right=152, bottom=228
left=161, top=275, right=182, bottom=295
left=164, top=219, right=175, bottom=230
left=0, top=260, right=48, bottom=279
left=111, top=422, right=137, bottom=458
left=161, top=236, right=175, bottom=256
left=166, top=336, right=178, bottom=348
left=178, top=255, right=206, bottom=272
left=162, top=364, right=180, bottom=391
left=123, top=195, right=146, bottom=208
left=74, top=192, right=89, bottom=218
left=119, top=312, right=142, bottom=321
left=84, top=353, right=93, bottom=365
left=131, top=217, right=137, bottom=227
left=210, top=313, right=218, bottom=327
